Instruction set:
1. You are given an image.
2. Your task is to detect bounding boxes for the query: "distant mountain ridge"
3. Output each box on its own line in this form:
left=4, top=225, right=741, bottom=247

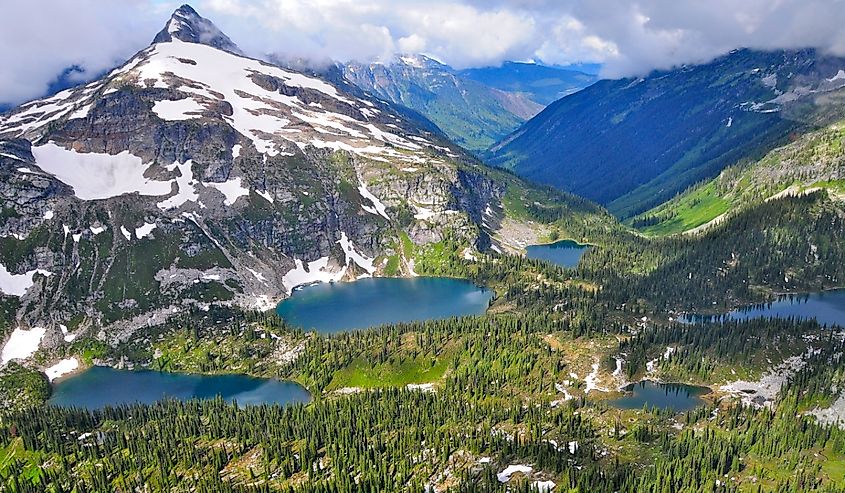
left=340, top=54, right=546, bottom=153
left=458, top=61, right=597, bottom=106
left=487, top=48, right=845, bottom=218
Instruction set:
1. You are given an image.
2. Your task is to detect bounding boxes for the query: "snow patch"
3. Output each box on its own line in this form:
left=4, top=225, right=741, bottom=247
left=255, top=189, right=274, bottom=204
left=612, top=357, right=623, bottom=377
left=60, top=324, right=76, bottom=343
left=400, top=55, right=425, bottom=68
left=647, top=346, right=675, bottom=373
left=246, top=267, right=268, bottom=283
left=406, top=382, right=435, bottom=392
left=0, top=264, right=51, bottom=297
left=584, top=362, right=607, bottom=394
left=1, top=327, right=46, bottom=363
left=358, top=182, right=390, bottom=219
left=338, top=232, right=375, bottom=273
left=828, top=69, right=845, bottom=82
left=135, top=222, right=157, bottom=239
left=32, top=143, right=174, bottom=201
left=131, top=40, right=356, bottom=157
left=45, top=357, right=79, bottom=381
left=497, top=464, right=532, bottom=483
left=152, top=97, right=205, bottom=121
left=282, top=257, right=345, bottom=292
left=206, top=177, right=249, bottom=206
left=414, top=205, right=439, bottom=221
left=157, top=161, right=198, bottom=210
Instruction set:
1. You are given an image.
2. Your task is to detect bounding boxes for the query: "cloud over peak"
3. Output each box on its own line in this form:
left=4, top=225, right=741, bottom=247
left=2, top=0, right=845, bottom=105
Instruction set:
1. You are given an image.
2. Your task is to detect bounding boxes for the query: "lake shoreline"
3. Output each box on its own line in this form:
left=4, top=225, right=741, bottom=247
left=679, top=288, right=845, bottom=327
left=678, top=285, right=845, bottom=319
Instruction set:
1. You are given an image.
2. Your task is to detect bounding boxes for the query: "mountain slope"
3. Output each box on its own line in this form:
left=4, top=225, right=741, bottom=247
left=458, top=61, right=597, bottom=106
left=487, top=49, right=845, bottom=218
left=0, top=5, right=594, bottom=352
left=632, top=119, right=845, bottom=236
left=342, top=55, right=543, bottom=153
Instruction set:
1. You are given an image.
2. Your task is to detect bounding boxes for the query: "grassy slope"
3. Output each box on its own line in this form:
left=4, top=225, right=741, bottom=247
left=634, top=120, right=845, bottom=236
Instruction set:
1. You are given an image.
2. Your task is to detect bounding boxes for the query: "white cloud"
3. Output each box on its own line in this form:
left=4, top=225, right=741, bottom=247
left=0, top=0, right=164, bottom=105
left=202, top=0, right=845, bottom=75
left=397, top=33, right=426, bottom=54
left=197, top=0, right=536, bottom=68
left=546, top=0, right=845, bottom=77
left=2, top=0, right=845, bottom=105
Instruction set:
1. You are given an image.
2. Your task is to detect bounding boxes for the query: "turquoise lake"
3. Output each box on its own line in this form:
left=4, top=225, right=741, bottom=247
left=682, top=289, right=845, bottom=327
left=48, top=366, right=311, bottom=410
left=276, top=277, right=492, bottom=333
left=609, top=381, right=709, bottom=412
left=525, top=239, right=589, bottom=268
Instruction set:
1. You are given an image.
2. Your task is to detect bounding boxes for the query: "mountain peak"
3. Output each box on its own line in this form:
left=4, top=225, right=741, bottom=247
left=152, top=4, right=242, bottom=55
left=393, top=54, right=446, bottom=70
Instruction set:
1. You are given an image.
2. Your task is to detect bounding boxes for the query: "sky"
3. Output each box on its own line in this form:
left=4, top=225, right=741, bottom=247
left=1, top=0, right=845, bottom=106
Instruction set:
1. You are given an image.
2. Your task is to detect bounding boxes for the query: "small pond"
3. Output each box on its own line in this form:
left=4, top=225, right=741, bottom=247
left=608, top=381, right=709, bottom=412
left=525, top=239, right=589, bottom=268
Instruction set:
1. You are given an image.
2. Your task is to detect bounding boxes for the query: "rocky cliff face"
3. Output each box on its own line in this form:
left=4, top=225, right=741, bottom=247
left=0, top=6, right=517, bottom=351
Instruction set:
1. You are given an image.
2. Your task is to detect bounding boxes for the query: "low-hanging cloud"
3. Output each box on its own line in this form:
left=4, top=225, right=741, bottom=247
left=0, top=0, right=166, bottom=106
left=2, top=0, right=845, bottom=106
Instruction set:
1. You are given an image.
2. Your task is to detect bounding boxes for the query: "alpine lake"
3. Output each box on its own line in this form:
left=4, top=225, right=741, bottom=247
left=276, top=276, right=493, bottom=333
left=50, top=277, right=492, bottom=408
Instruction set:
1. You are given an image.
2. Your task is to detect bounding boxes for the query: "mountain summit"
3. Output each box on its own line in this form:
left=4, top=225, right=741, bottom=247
left=0, top=5, right=550, bottom=338
left=152, top=4, right=242, bottom=54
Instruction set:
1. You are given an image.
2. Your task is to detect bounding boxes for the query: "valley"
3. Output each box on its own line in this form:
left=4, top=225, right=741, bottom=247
left=1, top=4, right=845, bottom=493
left=487, top=49, right=845, bottom=218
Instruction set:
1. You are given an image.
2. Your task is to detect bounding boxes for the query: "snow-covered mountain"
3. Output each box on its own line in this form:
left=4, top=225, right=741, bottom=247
left=0, top=5, right=540, bottom=356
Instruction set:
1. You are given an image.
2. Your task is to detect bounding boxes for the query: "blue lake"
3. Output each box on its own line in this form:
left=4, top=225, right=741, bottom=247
left=682, top=289, right=845, bottom=327
left=276, top=277, right=492, bottom=333
left=525, top=239, right=589, bottom=268
left=609, top=381, right=709, bottom=412
left=48, top=366, right=311, bottom=410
